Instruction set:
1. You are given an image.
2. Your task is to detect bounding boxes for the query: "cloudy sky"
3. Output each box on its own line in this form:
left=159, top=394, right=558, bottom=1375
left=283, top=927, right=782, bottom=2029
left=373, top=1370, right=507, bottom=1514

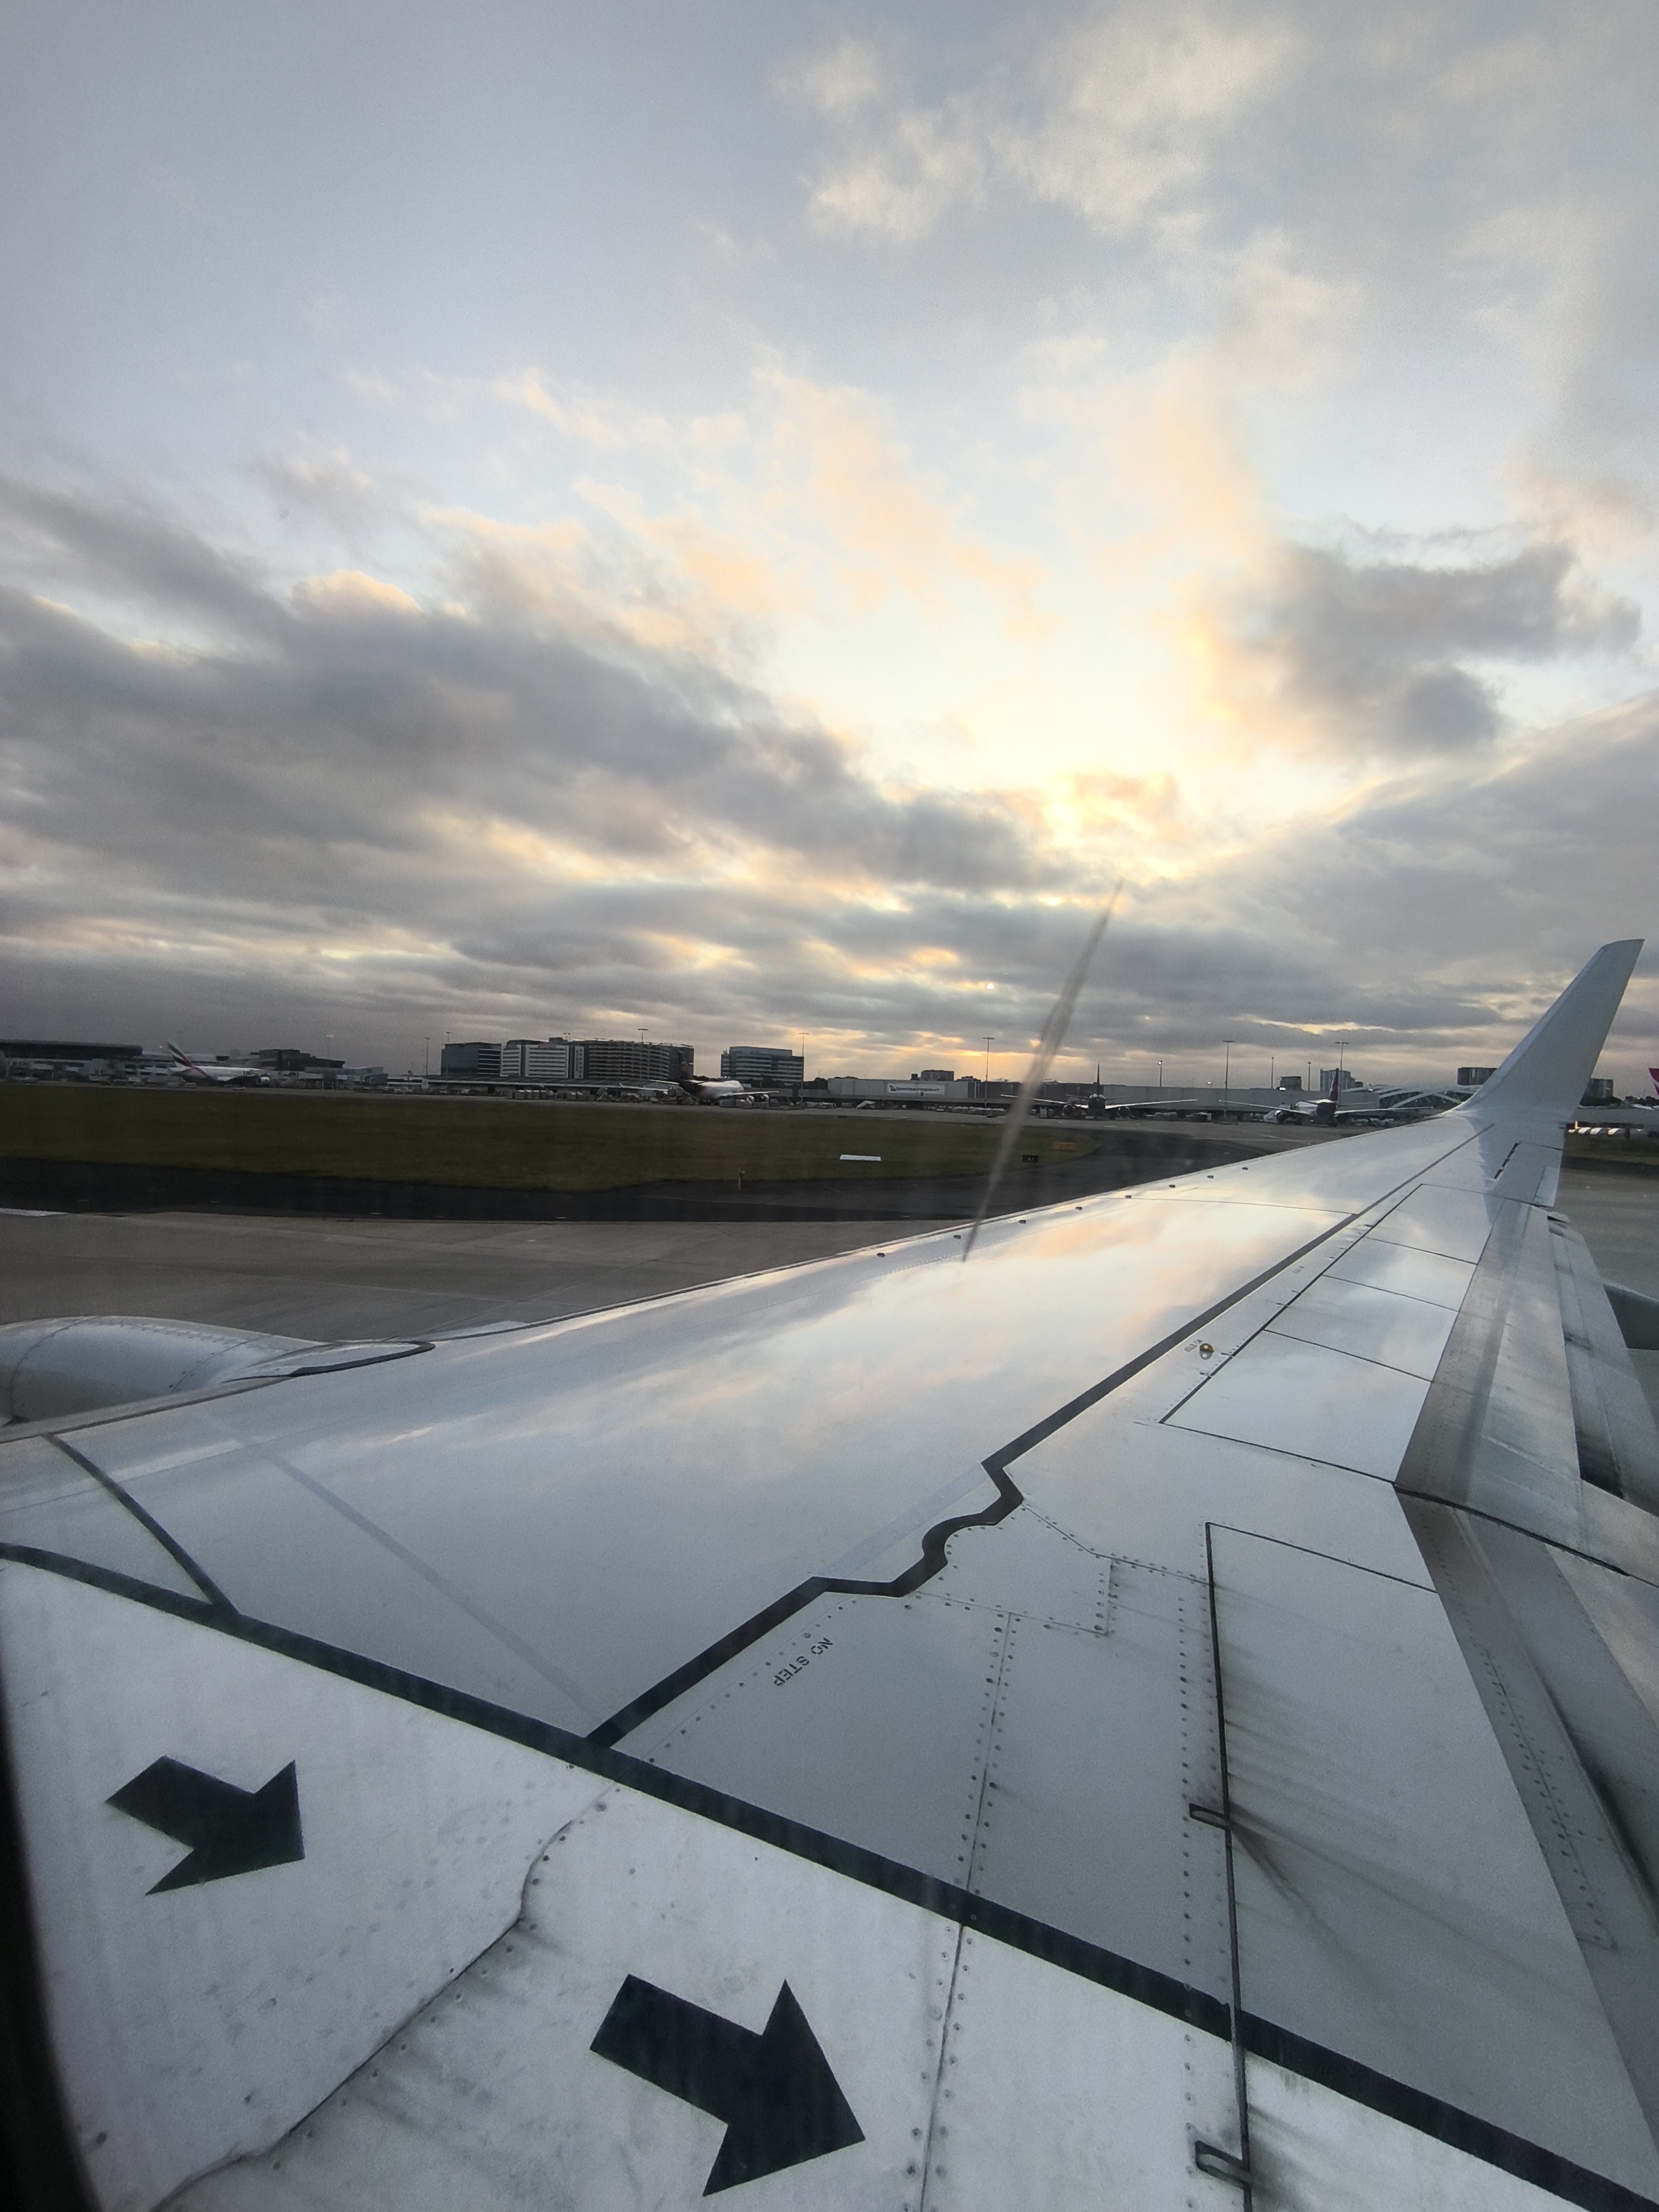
left=3, top=1, right=1656, bottom=1086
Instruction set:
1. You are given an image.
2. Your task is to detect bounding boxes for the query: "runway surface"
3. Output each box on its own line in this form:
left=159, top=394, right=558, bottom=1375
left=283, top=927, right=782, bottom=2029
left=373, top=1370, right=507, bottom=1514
left=0, top=1211, right=893, bottom=1340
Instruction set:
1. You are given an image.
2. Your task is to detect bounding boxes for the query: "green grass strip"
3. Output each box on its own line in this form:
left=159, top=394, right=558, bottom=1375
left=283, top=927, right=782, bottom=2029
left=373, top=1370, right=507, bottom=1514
left=0, top=1088, right=1098, bottom=1194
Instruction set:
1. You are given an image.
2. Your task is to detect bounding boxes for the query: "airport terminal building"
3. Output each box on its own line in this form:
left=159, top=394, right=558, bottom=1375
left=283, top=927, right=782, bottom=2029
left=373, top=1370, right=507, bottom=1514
left=438, top=1037, right=694, bottom=1085
left=720, top=1045, right=804, bottom=1087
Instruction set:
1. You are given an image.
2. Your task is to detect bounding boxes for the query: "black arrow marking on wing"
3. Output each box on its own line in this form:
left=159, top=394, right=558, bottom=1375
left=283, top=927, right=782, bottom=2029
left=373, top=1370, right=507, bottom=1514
left=590, top=1975, right=863, bottom=2194
left=106, top=1758, right=304, bottom=1891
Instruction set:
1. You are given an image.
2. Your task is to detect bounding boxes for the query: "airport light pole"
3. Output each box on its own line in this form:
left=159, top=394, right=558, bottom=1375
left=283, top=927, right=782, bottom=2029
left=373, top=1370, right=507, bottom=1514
left=983, top=1036, right=994, bottom=1084
left=1222, top=1039, right=1235, bottom=1118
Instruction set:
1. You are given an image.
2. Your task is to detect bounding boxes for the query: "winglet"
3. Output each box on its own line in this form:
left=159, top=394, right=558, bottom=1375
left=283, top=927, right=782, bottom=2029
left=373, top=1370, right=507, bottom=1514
left=1469, top=941, right=1643, bottom=1122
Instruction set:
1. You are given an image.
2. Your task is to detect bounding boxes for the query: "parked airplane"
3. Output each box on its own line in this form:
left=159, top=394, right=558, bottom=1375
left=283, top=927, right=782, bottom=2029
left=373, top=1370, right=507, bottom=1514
left=164, top=1042, right=270, bottom=1086
left=1266, top=1063, right=1351, bottom=1123
left=680, top=1073, right=756, bottom=1103
left=1261, top=1063, right=1445, bottom=1126
left=3, top=941, right=1658, bottom=2211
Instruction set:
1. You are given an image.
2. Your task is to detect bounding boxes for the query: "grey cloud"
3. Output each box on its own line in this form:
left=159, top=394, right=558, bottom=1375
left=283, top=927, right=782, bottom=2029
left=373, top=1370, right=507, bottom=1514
left=1290, top=696, right=1659, bottom=965
left=0, top=482, right=1066, bottom=899
left=253, top=453, right=380, bottom=534
left=1378, top=668, right=1499, bottom=750
left=1231, top=539, right=1641, bottom=753
left=0, top=480, right=1074, bottom=1066
left=1131, top=694, right=1659, bottom=1074
left=0, top=477, right=276, bottom=639
left=866, top=699, right=1656, bottom=1073
left=3, top=478, right=1652, bottom=1084
left=796, top=3, right=1302, bottom=244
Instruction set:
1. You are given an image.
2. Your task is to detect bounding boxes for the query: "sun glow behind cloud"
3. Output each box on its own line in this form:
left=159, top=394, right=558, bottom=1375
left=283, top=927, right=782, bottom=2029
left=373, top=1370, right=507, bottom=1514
left=0, top=1, right=1656, bottom=1082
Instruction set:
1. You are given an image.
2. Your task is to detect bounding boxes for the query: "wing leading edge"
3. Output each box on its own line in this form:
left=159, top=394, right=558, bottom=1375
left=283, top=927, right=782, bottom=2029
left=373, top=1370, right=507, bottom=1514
left=1, top=942, right=1656, bottom=2211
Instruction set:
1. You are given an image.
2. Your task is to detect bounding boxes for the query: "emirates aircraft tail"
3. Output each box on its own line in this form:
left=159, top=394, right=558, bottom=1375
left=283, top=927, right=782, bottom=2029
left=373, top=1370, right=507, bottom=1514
left=165, top=1042, right=268, bottom=1086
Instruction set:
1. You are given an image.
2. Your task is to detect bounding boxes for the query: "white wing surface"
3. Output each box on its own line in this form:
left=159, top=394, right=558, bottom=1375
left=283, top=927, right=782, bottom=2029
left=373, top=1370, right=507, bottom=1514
left=2, top=941, right=1656, bottom=2211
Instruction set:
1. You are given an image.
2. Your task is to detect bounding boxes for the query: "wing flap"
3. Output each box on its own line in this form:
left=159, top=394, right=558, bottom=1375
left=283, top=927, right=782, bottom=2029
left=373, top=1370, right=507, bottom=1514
left=1210, top=1524, right=1659, bottom=2198
left=1549, top=1215, right=1659, bottom=1514
left=1402, top=1502, right=1659, bottom=2163
left=1396, top=1200, right=1585, bottom=1549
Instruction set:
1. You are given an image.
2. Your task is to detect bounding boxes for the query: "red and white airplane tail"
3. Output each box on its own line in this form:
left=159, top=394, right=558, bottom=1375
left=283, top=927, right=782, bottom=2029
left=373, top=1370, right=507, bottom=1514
left=165, top=1041, right=267, bottom=1086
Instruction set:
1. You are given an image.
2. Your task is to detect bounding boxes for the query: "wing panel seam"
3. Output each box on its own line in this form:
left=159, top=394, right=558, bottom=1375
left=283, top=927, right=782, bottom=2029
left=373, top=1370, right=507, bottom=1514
left=47, top=1435, right=233, bottom=1612
left=591, top=1209, right=1371, bottom=1747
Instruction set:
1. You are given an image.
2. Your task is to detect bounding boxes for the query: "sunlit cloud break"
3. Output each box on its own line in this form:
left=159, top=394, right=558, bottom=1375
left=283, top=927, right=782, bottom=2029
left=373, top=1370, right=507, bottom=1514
left=1, top=2, right=1655, bottom=1083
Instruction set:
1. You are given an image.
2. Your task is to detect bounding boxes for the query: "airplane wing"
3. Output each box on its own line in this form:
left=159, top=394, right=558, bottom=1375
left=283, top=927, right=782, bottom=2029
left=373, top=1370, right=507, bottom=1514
left=3, top=942, right=1658, bottom=2210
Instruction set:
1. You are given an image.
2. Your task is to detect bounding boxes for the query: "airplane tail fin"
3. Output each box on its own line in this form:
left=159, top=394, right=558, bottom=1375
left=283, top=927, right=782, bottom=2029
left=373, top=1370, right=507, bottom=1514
left=1467, top=941, right=1642, bottom=1122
